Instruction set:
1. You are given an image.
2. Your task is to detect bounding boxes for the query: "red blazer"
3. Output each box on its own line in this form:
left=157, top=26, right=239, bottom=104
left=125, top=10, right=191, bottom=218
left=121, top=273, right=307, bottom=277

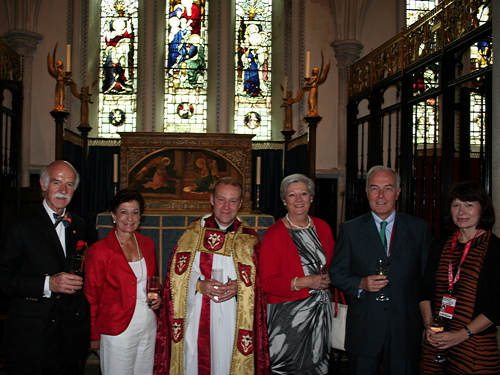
left=259, top=217, right=335, bottom=304
left=84, top=228, right=158, bottom=341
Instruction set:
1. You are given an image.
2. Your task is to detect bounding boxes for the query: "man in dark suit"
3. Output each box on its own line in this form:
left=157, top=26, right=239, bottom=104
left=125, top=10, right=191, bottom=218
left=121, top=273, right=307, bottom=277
left=0, top=160, right=89, bottom=375
left=330, top=165, right=431, bottom=375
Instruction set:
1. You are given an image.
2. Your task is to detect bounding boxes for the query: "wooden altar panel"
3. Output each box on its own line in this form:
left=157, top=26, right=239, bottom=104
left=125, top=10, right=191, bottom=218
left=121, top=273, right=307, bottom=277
left=119, top=133, right=255, bottom=211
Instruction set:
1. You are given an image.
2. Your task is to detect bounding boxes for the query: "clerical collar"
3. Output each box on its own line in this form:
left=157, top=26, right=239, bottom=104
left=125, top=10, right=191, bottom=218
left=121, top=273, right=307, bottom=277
left=214, top=219, right=235, bottom=232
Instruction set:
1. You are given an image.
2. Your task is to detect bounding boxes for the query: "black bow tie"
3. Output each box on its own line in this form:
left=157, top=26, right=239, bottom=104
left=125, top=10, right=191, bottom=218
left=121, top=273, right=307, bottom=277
left=53, top=212, right=72, bottom=228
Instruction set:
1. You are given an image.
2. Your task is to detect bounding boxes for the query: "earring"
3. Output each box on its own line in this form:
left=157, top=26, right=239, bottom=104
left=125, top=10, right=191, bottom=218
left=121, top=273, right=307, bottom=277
left=283, top=202, right=287, bottom=206
left=113, top=220, right=116, bottom=224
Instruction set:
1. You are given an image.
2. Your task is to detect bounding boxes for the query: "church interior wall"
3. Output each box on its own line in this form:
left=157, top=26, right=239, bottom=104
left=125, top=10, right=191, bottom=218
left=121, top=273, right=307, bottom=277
left=0, top=0, right=404, bottom=182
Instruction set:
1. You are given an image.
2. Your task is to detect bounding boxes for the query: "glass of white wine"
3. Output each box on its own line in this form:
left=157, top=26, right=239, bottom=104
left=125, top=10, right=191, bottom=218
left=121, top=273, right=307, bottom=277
left=146, top=276, right=161, bottom=307
left=375, top=259, right=389, bottom=301
left=431, top=315, right=446, bottom=363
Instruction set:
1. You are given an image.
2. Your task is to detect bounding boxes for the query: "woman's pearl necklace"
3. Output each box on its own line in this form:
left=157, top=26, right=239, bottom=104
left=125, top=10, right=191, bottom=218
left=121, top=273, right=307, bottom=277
left=286, top=214, right=312, bottom=230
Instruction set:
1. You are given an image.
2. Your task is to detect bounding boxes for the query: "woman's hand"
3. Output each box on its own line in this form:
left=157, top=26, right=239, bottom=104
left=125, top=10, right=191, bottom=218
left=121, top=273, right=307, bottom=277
left=149, top=295, right=162, bottom=310
left=424, top=327, right=469, bottom=350
left=91, top=340, right=100, bottom=350
left=293, top=274, right=331, bottom=291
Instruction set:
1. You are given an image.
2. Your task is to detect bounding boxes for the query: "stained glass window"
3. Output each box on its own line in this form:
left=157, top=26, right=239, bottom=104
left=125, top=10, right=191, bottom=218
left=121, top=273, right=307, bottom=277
left=412, top=66, right=439, bottom=145
left=164, top=0, right=208, bottom=133
left=413, top=99, right=438, bottom=145
left=234, top=0, right=272, bottom=140
left=470, top=91, right=485, bottom=146
left=470, top=38, right=493, bottom=72
left=98, top=0, right=138, bottom=138
left=406, top=0, right=437, bottom=26
left=412, top=66, right=439, bottom=98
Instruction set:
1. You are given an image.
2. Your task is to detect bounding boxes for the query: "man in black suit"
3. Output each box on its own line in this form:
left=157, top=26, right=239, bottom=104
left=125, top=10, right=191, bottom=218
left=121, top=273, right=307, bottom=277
left=330, top=165, right=431, bottom=375
left=0, top=160, right=89, bottom=375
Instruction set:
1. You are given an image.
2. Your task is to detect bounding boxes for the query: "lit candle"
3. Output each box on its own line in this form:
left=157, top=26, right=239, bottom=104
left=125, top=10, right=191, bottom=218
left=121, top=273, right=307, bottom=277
left=305, top=51, right=311, bottom=78
left=256, top=156, right=262, bottom=185
left=283, top=76, right=288, bottom=97
left=88, top=72, right=92, bottom=94
left=113, top=154, right=119, bottom=183
left=66, top=44, right=71, bottom=73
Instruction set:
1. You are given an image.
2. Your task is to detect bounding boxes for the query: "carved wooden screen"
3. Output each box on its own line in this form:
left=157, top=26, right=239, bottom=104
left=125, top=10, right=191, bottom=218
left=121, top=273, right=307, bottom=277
left=345, top=0, right=492, bottom=237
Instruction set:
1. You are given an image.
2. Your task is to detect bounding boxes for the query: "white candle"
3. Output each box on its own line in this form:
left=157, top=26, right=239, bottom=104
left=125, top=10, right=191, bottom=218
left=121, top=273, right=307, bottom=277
left=256, top=156, right=262, bottom=185
left=305, top=51, right=311, bottom=78
left=88, top=72, right=92, bottom=94
left=283, top=76, right=288, bottom=97
left=66, top=44, right=71, bottom=73
left=113, top=154, right=119, bottom=183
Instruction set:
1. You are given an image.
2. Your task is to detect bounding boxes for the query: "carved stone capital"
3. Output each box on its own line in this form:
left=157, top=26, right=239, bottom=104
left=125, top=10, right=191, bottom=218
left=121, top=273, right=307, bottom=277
left=3, top=30, right=43, bottom=57
left=331, top=40, right=363, bottom=66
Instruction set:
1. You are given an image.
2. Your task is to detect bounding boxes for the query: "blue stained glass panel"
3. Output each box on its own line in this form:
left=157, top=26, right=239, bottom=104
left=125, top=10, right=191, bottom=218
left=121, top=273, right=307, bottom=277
left=234, top=0, right=272, bottom=140
left=164, top=0, right=208, bottom=133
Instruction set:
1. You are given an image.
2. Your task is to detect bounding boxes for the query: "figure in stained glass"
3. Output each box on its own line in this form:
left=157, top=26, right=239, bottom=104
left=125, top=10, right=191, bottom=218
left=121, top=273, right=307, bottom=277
left=239, top=25, right=269, bottom=97
left=184, top=34, right=206, bottom=88
left=102, top=17, right=134, bottom=93
left=99, top=0, right=138, bottom=137
left=180, top=0, right=201, bottom=35
left=164, top=0, right=208, bottom=132
left=233, top=0, right=272, bottom=140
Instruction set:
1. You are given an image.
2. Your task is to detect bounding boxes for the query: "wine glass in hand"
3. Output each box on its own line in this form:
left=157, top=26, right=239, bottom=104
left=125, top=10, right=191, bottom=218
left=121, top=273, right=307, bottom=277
left=431, top=315, right=446, bottom=363
left=70, top=254, right=85, bottom=277
left=146, top=276, right=160, bottom=307
left=375, top=259, right=389, bottom=301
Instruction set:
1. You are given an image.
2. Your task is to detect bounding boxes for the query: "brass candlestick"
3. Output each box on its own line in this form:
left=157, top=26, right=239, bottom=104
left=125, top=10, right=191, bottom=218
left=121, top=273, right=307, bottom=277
left=47, top=43, right=72, bottom=112
left=302, top=50, right=330, bottom=118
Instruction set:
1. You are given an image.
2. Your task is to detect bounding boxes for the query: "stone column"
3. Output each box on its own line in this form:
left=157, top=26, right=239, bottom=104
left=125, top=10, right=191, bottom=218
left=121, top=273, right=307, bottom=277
left=3, top=30, right=43, bottom=186
left=329, top=0, right=367, bottom=224
left=332, top=40, right=363, bottom=172
left=332, top=39, right=362, bottom=225
left=3, top=0, right=43, bottom=186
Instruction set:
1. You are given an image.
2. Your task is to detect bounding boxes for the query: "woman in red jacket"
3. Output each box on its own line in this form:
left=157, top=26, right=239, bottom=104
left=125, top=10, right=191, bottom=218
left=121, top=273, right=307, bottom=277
left=84, top=189, right=161, bottom=374
left=260, top=174, right=335, bottom=375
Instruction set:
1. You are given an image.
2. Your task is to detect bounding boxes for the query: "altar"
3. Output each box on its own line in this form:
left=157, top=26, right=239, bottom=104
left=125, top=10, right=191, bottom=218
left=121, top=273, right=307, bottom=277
left=96, top=211, right=274, bottom=280
left=102, top=132, right=273, bottom=279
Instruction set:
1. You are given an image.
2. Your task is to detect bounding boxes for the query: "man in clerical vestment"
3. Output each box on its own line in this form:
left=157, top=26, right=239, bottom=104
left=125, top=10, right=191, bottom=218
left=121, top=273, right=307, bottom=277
left=154, top=177, right=270, bottom=375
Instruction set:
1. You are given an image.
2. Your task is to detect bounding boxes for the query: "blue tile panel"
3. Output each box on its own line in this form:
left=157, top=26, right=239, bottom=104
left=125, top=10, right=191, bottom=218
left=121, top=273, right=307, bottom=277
left=96, top=212, right=274, bottom=281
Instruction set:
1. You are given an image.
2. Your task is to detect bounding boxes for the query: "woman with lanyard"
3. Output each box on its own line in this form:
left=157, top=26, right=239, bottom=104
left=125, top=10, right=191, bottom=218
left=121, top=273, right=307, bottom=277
left=419, top=181, right=500, bottom=374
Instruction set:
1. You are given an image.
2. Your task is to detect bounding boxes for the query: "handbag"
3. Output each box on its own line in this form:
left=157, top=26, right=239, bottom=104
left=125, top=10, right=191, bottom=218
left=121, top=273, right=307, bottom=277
left=331, top=288, right=347, bottom=351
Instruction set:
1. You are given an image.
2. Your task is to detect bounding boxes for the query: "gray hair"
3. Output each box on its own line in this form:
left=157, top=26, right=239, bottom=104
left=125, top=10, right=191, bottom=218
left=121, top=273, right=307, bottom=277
left=280, top=173, right=315, bottom=200
left=365, top=165, right=400, bottom=190
left=40, top=160, right=80, bottom=190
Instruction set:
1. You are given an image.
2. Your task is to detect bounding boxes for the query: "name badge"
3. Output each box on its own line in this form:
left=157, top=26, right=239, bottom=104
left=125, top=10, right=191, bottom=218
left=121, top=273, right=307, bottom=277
left=439, top=294, right=456, bottom=319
